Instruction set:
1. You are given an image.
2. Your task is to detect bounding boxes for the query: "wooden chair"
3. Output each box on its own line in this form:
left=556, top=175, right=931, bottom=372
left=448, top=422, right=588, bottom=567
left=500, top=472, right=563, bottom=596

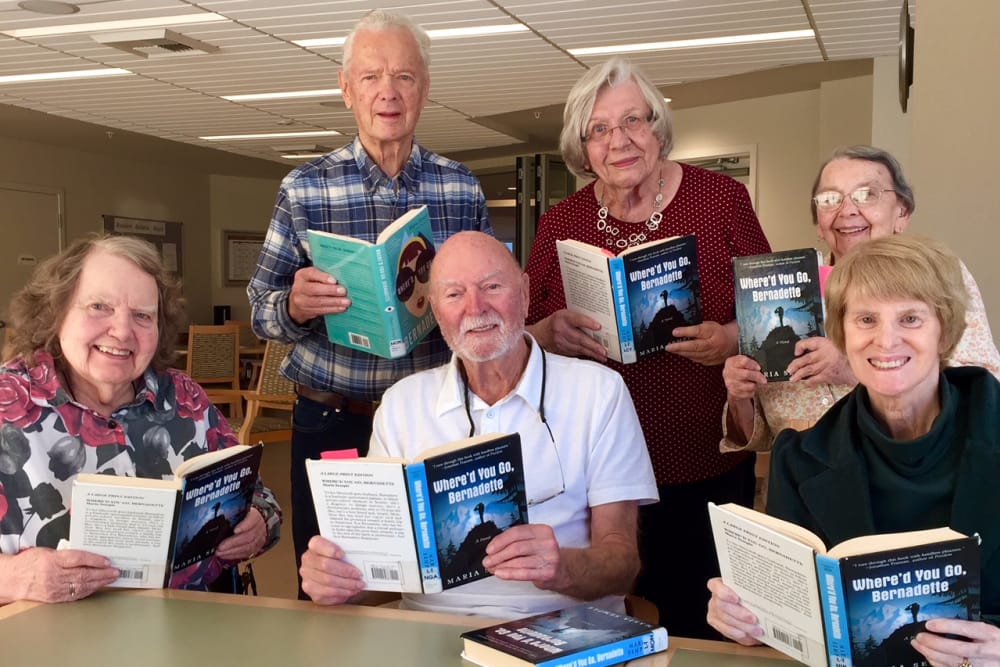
left=186, top=323, right=243, bottom=418
left=227, top=340, right=295, bottom=445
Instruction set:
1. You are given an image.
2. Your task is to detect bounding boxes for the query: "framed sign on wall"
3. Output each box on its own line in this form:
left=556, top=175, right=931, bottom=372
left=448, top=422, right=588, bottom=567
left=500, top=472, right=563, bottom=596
left=224, top=230, right=265, bottom=286
left=102, top=215, right=183, bottom=278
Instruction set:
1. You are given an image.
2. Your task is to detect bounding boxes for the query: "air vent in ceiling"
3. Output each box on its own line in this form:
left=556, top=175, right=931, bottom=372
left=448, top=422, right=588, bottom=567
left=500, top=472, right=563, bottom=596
left=91, top=28, right=219, bottom=58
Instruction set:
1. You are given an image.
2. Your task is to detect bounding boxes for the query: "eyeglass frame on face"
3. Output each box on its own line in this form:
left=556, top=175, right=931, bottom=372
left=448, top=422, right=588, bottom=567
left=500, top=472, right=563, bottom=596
left=581, top=112, right=655, bottom=144
left=812, top=186, right=896, bottom=212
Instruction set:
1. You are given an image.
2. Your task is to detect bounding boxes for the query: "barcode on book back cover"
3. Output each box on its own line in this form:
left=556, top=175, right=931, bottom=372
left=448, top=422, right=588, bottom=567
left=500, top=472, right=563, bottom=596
left=348, top=332, right=371, bottom=349
left=368, top=562, right=401, bottom=582
left=769, top=623, right=805, bottom=655
left=119, top=567, right=150, bottom=583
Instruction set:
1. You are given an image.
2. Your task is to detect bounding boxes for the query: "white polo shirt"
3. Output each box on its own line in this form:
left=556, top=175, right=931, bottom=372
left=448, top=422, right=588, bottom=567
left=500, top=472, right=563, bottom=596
left=370, top=335, right=658, bottom=619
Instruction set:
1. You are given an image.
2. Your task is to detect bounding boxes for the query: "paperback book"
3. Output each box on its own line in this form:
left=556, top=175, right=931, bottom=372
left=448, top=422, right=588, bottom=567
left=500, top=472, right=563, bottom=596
left=461, top=602, right=669, bottom=667
left=306, top=432, right=527, bottom=594
left=306, top=204, right=437, bottom=359
left=709, top=502, right=980, bottom=667
left=68, top=443, right=264, bottom=589
left=733, top=247, right=825, bottom=381
left=556, top=234, right=701, bottom=364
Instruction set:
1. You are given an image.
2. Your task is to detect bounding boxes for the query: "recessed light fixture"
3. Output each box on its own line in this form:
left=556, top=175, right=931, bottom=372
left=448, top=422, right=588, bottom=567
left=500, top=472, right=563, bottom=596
left=2, top=12, right=227, bottom=38
left=18, top=1, right=79, bottom=15
left=569, top=29, right=815, bottom=56
left=0, top=68, right=131, bottom=84
left=222, top=89, right=342, bottom=102
left=294, top=23, right=528, bottom=48
left=200, top=130, right=342, bottom=141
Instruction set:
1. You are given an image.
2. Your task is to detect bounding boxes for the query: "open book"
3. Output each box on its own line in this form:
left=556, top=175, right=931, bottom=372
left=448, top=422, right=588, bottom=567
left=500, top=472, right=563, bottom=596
left=69, top=443, right=263, bottom=589
left=306, top=204, right=437, bottom=359
left=461, top=602, right=668, bottom=667
left=733, top=248, right=825, bottom=381
left=709, top=502, right=980, bottom=667
left=306, top=432, right=527, bottom=594
left=556, top=234, right=701, bottom=364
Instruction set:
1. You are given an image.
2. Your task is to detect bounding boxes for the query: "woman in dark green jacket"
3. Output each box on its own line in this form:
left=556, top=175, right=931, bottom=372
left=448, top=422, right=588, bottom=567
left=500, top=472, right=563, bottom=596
left=708, top=235, right=1000, bottom=666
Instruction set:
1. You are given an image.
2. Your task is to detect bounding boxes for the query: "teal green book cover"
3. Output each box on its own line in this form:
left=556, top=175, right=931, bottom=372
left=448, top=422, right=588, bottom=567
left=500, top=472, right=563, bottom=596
left=307, top=205, right=437, bottom=359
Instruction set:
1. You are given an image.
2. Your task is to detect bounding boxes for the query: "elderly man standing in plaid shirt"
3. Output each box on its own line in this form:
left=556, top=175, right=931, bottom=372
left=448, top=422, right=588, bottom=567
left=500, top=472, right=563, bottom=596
left=248, top=9, right=490, bottom=597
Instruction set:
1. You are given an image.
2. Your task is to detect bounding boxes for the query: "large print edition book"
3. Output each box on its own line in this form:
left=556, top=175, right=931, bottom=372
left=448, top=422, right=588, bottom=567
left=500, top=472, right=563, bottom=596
left=69, top=443, right=264, bottom=589
left=306, top=432, right=527, bottom=594
left=556, top=234, right=701, bottom=364
left=709, top=502, right=980, bottom=667
left=733, top=248, right=825, bottom=381
left=306, top=204, right=437, bottom=359
left=461, top=602, right=668, bottom=667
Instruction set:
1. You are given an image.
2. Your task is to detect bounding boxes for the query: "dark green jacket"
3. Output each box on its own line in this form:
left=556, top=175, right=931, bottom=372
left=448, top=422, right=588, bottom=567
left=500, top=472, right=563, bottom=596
left=768, top=366, right=1000, bottom=623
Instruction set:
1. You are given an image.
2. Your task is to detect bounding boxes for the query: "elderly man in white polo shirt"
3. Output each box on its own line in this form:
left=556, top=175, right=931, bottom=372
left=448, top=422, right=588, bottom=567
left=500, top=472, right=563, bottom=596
left=300, top=231, right=657, bottom=619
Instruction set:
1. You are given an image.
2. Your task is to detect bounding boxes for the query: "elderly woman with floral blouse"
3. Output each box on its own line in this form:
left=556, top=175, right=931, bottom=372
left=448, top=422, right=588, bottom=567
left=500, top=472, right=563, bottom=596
left=0, top=235, right=281, bottom=603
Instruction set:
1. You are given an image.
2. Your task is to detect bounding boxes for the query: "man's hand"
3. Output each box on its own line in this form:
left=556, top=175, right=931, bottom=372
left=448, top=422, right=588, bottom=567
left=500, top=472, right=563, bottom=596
left=288, top=266, right=351, bottom=324
left=786, top=336, right=857, bottom=386
left=527, top=310, right=607, bottom=361
left=667, top=320, right=738, bottom=366
left=482, top=524, right=562, bottom=589
left=299, top=535, right=365, bottom=605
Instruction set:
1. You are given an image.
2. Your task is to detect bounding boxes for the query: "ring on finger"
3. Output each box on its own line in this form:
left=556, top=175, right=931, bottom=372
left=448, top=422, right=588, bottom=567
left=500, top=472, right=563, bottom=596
left=68, top=581, right=77, bottom=599
left=959, top=658, right=972, bottom=667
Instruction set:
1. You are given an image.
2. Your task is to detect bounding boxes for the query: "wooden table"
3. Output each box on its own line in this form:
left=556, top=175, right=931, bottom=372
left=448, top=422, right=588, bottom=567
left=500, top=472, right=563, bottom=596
left=0, top=590, right=792, bottom=666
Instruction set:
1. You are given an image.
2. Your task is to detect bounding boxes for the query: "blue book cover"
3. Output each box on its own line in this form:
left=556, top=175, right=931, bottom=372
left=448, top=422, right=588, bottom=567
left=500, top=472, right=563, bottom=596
left=733, top=247, right=825, bottom=381
left=416, top=432, right=527, bottom=591
left=307, top=205, right=437, bottom=359
left=621, top=233, right=701, bottom=359
left=462, top=602, right=668, bottom=667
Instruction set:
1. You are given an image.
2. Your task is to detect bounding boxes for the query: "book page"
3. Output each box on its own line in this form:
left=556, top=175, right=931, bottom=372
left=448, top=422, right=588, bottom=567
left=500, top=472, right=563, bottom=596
left=69, top=481, right=177, bottom=588
left=306, top=459, right=422, bottom=593
left=708, top=503, right=827, bottom=667
left=828, top=526, right=967, bottom=559
left=556, top=240, right=624, bottom=361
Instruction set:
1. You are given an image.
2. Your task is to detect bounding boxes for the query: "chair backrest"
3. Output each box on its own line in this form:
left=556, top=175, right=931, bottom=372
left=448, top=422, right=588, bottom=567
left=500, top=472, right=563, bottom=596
left=225, top=319, right=261, bottom=350
left=254, top=339, right=294, bottom=395
left=186, top=324, right=241, bottom=390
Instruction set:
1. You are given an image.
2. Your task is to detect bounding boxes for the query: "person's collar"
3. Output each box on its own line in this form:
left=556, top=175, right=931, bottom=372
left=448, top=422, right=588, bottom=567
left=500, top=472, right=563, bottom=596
left=436, top=334, right=543, bottom=417
left=351, top=136, right=423, bottom=194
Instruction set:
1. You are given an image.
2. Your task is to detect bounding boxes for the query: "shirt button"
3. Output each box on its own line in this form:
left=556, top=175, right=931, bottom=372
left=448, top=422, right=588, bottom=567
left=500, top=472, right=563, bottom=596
left=486, top=411, right=494, bottom=419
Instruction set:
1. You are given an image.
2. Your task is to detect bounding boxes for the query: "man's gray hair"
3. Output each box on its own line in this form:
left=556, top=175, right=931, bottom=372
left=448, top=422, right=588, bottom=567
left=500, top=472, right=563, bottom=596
left=343, top=9, right=431, bottom=73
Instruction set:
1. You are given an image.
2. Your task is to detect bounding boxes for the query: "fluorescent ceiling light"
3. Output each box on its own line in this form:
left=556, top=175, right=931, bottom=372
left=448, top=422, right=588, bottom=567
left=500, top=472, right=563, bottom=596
left=295, top=23, right=528, bottom=48
left=222, top=89, right=341, bottom=102
left=201, top=130, right=341, bottom=141
left=2, top=12, right=227, bottom=38
left=569, top=29, right=815, bottom=56
left=0, top=67, right=130, bottom=84
left=281, top=153, right=326, bottom=159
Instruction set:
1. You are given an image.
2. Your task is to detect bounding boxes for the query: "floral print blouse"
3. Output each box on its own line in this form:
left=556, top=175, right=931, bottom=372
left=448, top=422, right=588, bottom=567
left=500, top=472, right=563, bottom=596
left=0, top=350, right=281, bottom=557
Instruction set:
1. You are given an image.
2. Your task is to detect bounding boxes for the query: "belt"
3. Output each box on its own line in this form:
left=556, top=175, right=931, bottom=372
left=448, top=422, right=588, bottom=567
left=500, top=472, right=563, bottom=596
left=294, top=384, right=379, bottom=418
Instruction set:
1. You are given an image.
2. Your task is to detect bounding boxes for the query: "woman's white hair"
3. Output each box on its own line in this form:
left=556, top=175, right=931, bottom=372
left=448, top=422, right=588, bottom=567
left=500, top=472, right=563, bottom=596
left=559, top=57, right=673, bottom=178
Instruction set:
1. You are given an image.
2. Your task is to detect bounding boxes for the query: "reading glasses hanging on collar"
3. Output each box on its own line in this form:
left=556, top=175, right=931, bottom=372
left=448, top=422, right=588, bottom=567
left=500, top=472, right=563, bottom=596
left=813, top=187, right=895, bottom=211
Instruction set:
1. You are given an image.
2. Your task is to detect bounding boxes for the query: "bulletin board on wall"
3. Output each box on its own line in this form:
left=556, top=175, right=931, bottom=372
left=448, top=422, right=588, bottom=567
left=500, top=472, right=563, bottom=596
left=102, top=215, right=183, bottom=278
left=223, top=230, right=265, bottom=286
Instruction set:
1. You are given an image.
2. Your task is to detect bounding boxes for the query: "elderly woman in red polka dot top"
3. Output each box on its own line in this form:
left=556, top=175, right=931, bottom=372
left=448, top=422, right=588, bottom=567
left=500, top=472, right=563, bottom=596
left=524, top=57, right=771, bottom=639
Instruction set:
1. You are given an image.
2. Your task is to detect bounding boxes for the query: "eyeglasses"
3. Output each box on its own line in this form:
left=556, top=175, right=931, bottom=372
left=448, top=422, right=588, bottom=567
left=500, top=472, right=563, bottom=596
left=812, top=187, right=896, bottom=211
left=581, top=113, right=654, bottom=143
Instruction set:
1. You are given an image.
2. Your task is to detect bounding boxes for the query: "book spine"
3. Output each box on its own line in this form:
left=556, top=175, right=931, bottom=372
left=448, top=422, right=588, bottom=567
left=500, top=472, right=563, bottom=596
left=404, top=461, right=443, bottom=594
left=539, top=627, right=668, bottom=667
left=372, top=244, right=406, bottom=358
left=815, top=553, right=853, bottom=667
left=608, top=255, right=636, bottom=364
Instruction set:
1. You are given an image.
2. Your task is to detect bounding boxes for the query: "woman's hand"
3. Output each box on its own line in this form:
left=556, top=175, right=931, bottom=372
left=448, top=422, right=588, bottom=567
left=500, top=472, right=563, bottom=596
left=786, top=336, right=857, bottom=386
left=667, top=321, right=738, bottom=366
left=0, top=548, right=119, bottom=604
left=215, top=507, right=268, bottom=562
left=723, top=354, right=766, bottom=400
left=526, top=310, right=607, bottom=361
left=912, top=618, right=1000, bottom=667
left=706, top=577, right=764, bottom=645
